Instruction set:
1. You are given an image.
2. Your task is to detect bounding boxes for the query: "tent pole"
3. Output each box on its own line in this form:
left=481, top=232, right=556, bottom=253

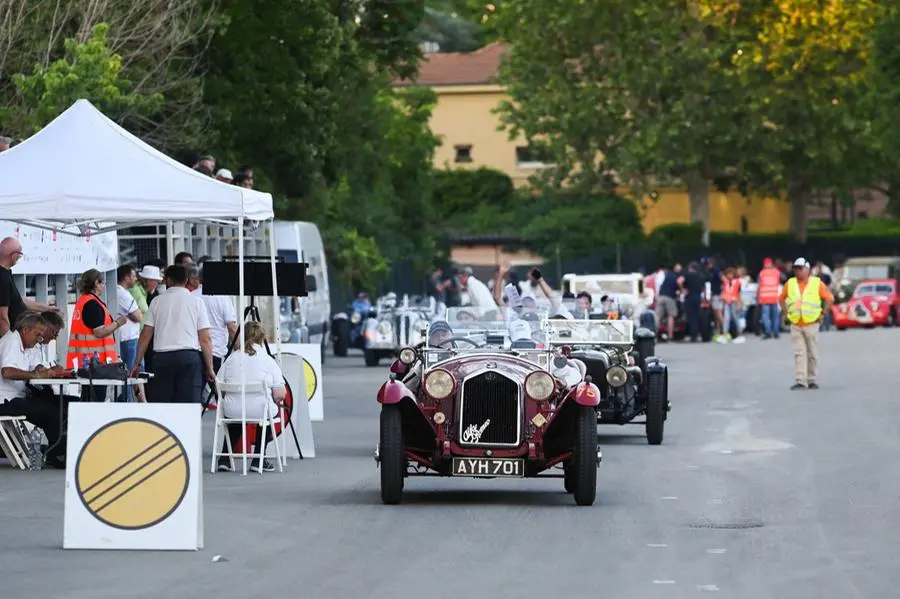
left=269, top=220, right=281, bottom=366
left=166, top=221, right=175, bottom=264
left=238, top=216, right=247, bottom=475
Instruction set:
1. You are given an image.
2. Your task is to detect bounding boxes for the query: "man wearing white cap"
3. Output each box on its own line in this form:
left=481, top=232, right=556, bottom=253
left=780, top=258, right=833, bottom=390
left=216, top=168, right=233, bottom=183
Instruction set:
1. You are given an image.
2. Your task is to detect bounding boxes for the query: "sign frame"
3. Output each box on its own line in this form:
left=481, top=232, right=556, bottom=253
left=63, top=403, right=203, bottom=551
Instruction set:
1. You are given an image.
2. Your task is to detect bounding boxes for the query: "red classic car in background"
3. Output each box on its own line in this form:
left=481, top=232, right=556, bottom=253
left=832, top=279, right=899, bottom=329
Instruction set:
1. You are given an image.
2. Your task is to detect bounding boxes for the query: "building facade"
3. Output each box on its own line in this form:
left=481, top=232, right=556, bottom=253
left=395, top=42, right=792, bottom=235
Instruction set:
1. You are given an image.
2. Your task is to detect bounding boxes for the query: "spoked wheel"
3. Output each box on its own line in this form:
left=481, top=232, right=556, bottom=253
left=379, top=405, right=405, bottom=504
left=572, top=405, right=598, bottom=506
left=646, top=369, right=667, bottom=445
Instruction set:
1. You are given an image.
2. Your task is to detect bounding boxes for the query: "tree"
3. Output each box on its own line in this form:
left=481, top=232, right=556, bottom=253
left=698, top=0, right=886, bottom=241
left=7, top=23, right=163, bottom=134
left=867, top=4, right=900, bottom=216
left=0, top=0, right=216, bottom=151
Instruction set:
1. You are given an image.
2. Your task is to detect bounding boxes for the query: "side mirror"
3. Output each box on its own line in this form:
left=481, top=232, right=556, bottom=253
left=305, top=275, right=317, bottom=292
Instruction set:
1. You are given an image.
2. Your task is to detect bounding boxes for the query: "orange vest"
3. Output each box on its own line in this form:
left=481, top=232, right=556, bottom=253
left=757, top=267, right=781, bottom=304
left=66, top=293, right=118, bottom=369
left=722, top=278, right=740, bottom=303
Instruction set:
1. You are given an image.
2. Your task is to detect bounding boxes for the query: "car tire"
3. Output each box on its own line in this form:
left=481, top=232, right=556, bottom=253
left=333, top=319, right=350, bottom=357
left=364, top=349, right=380, bottom=367
left=563, top=462, right=576, bottom=494
left=836, top=326, right=846, bottom=331
left=379, top=405, right=405, bottom=505
left=646, top=369, right=666, bottom=445
left=572, top=405, right=598, bottom=506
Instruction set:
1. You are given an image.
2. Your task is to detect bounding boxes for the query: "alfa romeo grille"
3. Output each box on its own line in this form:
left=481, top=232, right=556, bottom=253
left=459, top=372, right=520, bottom=445
left=855, top=304, right=867, bottom=317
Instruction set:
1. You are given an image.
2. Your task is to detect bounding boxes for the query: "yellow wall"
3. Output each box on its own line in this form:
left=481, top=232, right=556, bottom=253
left=635, top=188, right=791, bottom=234
left=426, top=85, right=790, bottom=233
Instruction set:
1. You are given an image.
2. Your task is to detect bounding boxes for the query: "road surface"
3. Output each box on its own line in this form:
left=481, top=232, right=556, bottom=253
left=2, top=327, right=898, bottom=598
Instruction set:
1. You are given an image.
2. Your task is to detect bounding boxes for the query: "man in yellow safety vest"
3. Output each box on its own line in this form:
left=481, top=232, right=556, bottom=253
left=779, top=258, right=833, bottom=390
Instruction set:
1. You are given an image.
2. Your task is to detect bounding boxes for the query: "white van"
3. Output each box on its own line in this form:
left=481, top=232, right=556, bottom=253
left=271, top=221, right=331, bottom=359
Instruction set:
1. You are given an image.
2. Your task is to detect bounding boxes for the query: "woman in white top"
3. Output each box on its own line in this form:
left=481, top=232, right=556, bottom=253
left=218, top=321, right=286, bottom=472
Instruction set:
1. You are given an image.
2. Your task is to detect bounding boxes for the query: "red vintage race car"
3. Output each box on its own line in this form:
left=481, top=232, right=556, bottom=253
left=832, top=279, right=899, bottom=329
left=375, top=308, right=602, bottom=506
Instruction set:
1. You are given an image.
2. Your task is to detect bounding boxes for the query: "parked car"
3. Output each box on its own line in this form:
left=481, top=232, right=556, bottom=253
left=832, top=279, right=899, bottom=329
left=551, top=319, right=670, bottom=444
left=375, top=307, right=602, bottom=506
left=832, top=257, right=900, bottom=305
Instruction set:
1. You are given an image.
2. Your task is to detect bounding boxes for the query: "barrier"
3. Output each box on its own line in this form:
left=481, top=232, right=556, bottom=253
left=280, top=343, right=324, bottom=421
left=273, top=353, right=316, bottom=458
left=63, top=403, right=203, bottom=551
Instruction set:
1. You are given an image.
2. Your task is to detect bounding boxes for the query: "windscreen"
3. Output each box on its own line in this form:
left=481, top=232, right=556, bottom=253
left=546, top=318, right=634, bottom=346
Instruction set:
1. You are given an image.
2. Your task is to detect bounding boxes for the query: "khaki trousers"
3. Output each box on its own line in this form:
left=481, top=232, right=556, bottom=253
left=790, top=322, right=819, bottom=385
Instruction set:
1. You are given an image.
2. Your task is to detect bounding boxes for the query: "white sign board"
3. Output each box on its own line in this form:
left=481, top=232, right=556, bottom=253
left=0, top=221, right=118, bottom=274
left=63, top=403, right=203, bottom=551
left=271, top=353, right=316, bottom=459
left=279, top=343, right=323, bottom=421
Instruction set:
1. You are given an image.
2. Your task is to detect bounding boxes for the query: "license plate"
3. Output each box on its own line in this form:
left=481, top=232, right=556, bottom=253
left=452, top=457, right=524, bottom=478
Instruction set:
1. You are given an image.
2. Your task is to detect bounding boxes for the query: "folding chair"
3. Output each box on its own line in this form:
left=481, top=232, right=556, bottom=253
left=0, top=416, right=31, bottom=470
left=210, top=380, right=284, bottom=476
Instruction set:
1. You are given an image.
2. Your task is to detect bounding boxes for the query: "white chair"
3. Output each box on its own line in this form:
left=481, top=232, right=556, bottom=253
left=210, top=380, right=284, bottom=476
left=0, top=416, right=31, bottom=470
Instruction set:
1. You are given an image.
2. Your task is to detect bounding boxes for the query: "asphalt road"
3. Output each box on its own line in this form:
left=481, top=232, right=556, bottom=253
left=2, top=327, right=899, bottom=598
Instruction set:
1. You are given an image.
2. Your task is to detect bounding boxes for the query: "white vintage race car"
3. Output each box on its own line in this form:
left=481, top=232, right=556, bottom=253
left=561, top=273, right=656, bottom=327
left=362, top=293, right=437, bottom=367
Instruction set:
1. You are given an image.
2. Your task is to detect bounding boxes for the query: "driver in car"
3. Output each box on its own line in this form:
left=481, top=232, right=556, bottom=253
left=428, top=320, right=454, bottom=347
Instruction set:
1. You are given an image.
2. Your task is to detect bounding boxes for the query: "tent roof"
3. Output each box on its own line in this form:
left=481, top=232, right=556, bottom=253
left=0, top=99, right=273, bottom=225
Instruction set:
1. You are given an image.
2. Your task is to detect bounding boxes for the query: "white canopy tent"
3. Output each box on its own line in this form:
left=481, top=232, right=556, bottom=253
left=0, top=99, right=281, bottom=421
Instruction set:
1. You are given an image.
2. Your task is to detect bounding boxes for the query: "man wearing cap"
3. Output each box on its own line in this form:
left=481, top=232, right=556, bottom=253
left=131, top=263, right=164, bottom=371
left=216, top=168, right=233, bottom=183
left=757, top=257, right=783, bottom=339
left=780, top=258, right=834, bottom=390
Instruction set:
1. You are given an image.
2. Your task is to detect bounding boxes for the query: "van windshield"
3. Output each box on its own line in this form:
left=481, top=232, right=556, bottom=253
left=846, top=265, right=890, bottom=280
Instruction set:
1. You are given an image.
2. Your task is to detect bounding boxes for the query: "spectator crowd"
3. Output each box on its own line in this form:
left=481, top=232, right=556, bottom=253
left=0, top=239, right=283, bottom=472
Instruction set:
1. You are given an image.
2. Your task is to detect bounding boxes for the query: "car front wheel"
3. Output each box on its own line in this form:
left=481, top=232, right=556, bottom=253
left=646, top=369, right=666, bottom=445
left=572, top=405, right=598, bottom=506
left=332, top=319, right=350, bottom=357
left=379, top=405, right=405, bottom=504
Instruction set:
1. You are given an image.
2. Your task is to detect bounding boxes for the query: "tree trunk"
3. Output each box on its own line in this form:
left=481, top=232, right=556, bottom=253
left=686, top=172, right=710, bottom=246
left=788, top=188, right=809, bottom=243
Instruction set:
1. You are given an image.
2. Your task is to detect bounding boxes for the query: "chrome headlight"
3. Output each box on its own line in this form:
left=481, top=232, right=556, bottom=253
left=605, top=365, right=628, bottom=388
left=351, top=312, right=361, bottom=324
left=399, top=347, right=417, bottom=365
left=424, top=369, right=454, bottom=399
left=525, top=370, right=555, bottom=401
left=377, top=321, right=392, bottom=336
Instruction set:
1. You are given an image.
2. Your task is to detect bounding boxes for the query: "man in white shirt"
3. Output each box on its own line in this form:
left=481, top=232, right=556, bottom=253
left=131, top=265, right=214, bottom=403
left=0, top=311, right=69, bottom=467
left=192, top=267, right=238, bottom=374
left=457, top=266, right=497, bottom=308
left=116, top=265, right=143, bottom=401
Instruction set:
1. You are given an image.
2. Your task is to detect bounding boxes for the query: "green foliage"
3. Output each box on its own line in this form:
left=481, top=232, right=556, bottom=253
left=517, top=189, right=644, bottom=259
left=7, top=24, right=163, bottom=135
left=432, top=167, right=515, bottom=220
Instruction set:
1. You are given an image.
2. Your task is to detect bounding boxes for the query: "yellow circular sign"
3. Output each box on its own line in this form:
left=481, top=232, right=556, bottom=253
left=75, top=418, right=189, bottom=530
left=303, top=358, right=318, bottom=402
